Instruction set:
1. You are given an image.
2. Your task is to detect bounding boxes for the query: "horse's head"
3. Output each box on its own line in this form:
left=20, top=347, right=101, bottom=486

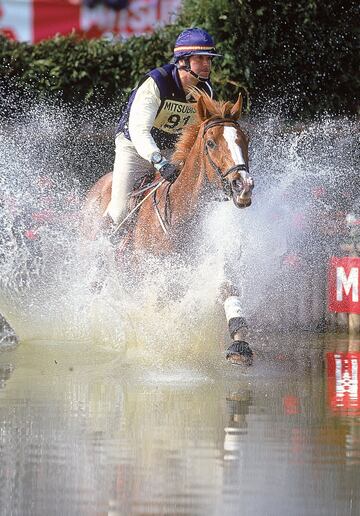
left=197, top=93, right=254, bottom=209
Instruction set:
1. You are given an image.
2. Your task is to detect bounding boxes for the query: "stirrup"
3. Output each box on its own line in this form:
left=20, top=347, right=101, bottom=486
left=109, top=226, right=125, bottom=246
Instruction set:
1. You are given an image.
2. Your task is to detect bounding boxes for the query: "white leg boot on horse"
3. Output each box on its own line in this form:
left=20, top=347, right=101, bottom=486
left=223, top=295, right=253, bottom=366
left=82, top=92, right=255, bottom=363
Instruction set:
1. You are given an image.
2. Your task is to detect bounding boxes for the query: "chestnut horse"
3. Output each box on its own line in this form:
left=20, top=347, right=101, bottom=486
left=83, top=91, right=254, bottom=365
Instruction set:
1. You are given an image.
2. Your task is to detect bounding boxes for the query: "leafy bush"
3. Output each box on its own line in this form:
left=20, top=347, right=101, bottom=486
left=0, top=0, right=358, bottom=119
left=178, top=0, right=359, bottom=116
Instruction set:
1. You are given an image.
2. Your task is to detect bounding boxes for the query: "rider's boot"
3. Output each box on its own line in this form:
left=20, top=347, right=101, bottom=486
left=100, top=214, right=124, bottom=245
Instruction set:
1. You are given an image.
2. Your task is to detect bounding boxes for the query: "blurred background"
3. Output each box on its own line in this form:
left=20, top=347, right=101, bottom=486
left=0, top=0, right=181, bottom=42
left=0, top=1, right=359, bottom=340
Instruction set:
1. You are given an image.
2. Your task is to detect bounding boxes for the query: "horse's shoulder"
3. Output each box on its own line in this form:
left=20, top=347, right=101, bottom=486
left=99, top=172, right=113, bottom=196
left=96, top=171, right=113, bottom=191
left=85, top=171, right=112, bottom=199
left=101, top=171, right=113, bottom=183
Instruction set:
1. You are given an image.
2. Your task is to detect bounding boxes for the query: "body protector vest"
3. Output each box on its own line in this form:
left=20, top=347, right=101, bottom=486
left=116, top=64, right=213, bottom=150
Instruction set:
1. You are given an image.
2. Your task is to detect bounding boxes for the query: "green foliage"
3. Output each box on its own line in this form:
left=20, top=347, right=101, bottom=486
left=0, top=30, right=175, bottom=111
left=178, top=0, right=359, bottom=116
left=0, top=0, right=358, bottom=118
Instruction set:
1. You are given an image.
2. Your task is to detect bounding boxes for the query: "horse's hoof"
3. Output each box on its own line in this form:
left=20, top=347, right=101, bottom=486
left=225, top=341, right=253, bottom=366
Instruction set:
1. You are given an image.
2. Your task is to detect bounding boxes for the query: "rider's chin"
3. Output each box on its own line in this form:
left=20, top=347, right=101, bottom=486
left=196, top=70, right=209, bottom=79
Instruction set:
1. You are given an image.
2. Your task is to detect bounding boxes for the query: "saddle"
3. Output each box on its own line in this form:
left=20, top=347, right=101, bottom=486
left=127, top=171, right=172, bottom=232
left=110, top=171, right=172, bottom=251
left=109, top=172, right=155, bottom=246
left=127, top=172, right=156, bottom=213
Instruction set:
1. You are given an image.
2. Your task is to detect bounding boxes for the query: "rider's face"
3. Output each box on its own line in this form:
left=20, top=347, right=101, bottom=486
left=188, top=55, right=212, bottom=78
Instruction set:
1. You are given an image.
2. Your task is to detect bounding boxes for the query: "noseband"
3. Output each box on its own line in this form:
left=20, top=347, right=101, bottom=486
left=203, top=118, right=249, bottom=197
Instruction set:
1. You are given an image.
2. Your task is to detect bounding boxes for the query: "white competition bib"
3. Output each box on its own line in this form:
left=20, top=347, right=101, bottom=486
left=153, top=100, right=197, bottom=134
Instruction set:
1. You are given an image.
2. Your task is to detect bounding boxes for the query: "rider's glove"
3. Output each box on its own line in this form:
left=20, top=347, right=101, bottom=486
left=151, top=151, right=179, bottom=183
left=158, top=161, right=179, bottom=183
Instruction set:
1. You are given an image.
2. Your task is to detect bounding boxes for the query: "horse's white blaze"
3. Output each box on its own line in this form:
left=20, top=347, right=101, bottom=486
left=223, top=126, right=247, bottom=179
left=224, top=296, right=243, bottom=322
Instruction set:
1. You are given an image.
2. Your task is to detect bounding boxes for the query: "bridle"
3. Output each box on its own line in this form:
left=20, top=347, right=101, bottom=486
left=203, top=118, right=249, bottom=198
left=137, top=119, right=250, bottom=236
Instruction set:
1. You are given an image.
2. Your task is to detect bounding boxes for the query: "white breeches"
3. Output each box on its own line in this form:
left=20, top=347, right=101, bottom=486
left=106, top=133, right=152, bottom=224
left=106, top=134, right=172, bottom=224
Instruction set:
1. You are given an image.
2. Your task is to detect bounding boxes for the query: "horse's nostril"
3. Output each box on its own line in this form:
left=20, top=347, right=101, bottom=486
left=231, top=179, right=244, bottom=193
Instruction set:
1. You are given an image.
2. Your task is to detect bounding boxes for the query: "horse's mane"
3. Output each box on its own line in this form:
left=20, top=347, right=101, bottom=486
left=172, top=90, right=237, bottom=166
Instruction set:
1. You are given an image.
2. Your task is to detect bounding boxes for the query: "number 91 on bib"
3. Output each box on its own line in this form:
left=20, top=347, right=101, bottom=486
left=154, top=100, right=197, bottom=134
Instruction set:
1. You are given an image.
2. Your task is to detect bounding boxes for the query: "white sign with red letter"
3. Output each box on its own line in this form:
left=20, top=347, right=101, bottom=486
left=328, top=257, right=360, bottom=314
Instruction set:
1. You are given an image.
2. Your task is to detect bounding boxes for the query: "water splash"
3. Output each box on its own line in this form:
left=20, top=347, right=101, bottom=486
left=0, top=101, right=358, bottom=355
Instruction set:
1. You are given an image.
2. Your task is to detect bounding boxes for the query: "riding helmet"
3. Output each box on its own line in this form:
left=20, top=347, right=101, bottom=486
left=173, top=28, right=222, bottom=62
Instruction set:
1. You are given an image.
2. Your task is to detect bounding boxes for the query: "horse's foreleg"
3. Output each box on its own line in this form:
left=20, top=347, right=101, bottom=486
left=224, top=295, right=248, bottom=341
left=221, top=284, right=253, bottom=366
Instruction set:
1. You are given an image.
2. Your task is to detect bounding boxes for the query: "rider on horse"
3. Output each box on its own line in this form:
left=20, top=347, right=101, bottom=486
left=105, top=27, right=222, bottom=227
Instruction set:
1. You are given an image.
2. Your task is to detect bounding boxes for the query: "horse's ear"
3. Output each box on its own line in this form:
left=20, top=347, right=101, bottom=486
left=230, top=94, right=243, bottom=120
left=197, top=95, right=211, bottom=121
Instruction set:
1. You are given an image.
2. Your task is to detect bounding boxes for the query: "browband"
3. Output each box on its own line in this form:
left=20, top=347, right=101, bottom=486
left=203, top=118, right=239, bottom=136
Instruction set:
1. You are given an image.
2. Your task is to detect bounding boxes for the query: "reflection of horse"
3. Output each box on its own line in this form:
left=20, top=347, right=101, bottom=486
left=83, top=91, right=254, bottom=365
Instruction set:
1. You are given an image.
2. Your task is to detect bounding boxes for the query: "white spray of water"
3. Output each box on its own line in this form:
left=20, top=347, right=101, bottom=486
left=0, top=103, right=358, bottom=358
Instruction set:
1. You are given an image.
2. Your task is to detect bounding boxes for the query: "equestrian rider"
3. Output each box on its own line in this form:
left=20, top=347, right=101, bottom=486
left=105, top=27, right=222, bottom=226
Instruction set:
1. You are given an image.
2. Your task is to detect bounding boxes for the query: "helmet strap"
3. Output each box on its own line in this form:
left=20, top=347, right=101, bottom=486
left=177, top=57, right=209, bottom=82
left=189, top=69, right=209, bottom=82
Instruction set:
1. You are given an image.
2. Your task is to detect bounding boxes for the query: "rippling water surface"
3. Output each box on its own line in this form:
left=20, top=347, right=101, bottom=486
left=0, top=101, right=359, bottom=514
left=1, top=334, right=360, bottom=515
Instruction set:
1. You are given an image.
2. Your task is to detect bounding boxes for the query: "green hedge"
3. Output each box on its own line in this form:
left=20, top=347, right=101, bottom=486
left=178, top=0, right=359, bottom=116
left=0, top=0, right=358, bottom=118
left=0, top=31, right=175, bottom=113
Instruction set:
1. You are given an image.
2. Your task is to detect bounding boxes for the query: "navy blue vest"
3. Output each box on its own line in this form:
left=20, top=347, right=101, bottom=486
left=116, top=64, right=213, bottom=150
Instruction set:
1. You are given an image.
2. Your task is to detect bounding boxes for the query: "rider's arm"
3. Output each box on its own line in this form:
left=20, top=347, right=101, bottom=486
left=128, top=77, right=161, bottom=162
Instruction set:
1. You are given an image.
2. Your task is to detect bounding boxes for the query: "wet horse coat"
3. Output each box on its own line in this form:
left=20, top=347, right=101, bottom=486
left=83, top=91, right=254, bottom=364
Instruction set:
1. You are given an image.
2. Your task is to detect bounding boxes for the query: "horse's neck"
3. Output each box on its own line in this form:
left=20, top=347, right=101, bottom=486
left=170, top=142, right=207, bottom=223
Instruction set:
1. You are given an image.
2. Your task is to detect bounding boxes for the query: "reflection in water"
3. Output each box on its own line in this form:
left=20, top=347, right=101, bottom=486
left=224, top=390, right=252, bottom=460
left=327, top=350, right=360, bottom=416
left=0, top=102, right=359, bottom=511
left=0, top=336, right=359, bottom=515
left=326, top=341, right=360, bottom=468
left=0, top=363, right=14, bottom=389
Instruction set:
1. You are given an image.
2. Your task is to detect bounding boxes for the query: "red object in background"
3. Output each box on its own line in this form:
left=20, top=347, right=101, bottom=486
left=283, top=395, right=300, bottom=415
left=282, top=253, right=302, bottom=268
left=327, top=352, right=360, bottom=416
left=328, top=256, right=360, bottom=314
left=1, top=0, right=181, bottom=43
left=33, top=0, right=80, bottom=42
left=0, top=27, right=16, bottom=39
left=312, top=186, right=326, bottom=199
left=24, top=229, right=39, bottom=240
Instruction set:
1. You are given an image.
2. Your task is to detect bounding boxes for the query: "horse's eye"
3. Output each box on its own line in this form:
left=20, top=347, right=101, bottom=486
left=207, top=139, right=216, bottom=150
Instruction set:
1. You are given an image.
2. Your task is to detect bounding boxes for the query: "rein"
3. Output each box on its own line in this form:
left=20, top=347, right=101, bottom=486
left=112, top=179, right=165, bottom=235
left=113, top=119, right=249, bottom=238
left=203, top=119, right=248, bottom=197
left=150, top=118, right=250, bottom=234
left=152, top=180, right=172, bottom=234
